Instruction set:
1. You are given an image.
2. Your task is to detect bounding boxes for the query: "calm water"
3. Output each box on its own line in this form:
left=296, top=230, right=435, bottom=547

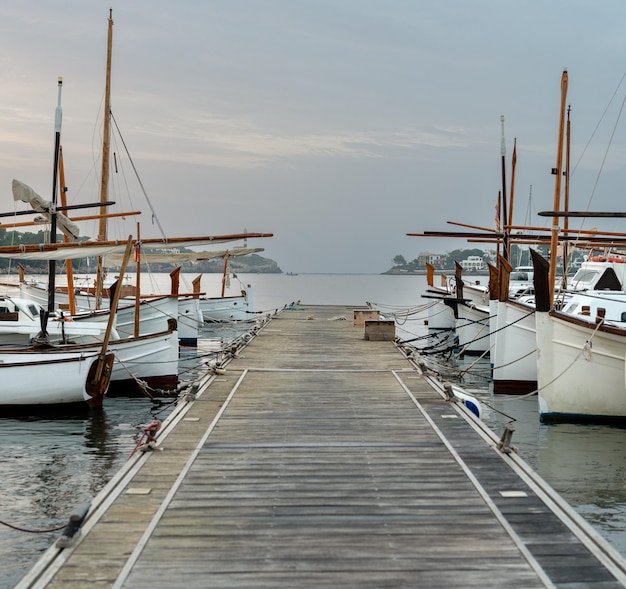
left=1, top=272, right=625, bottom=586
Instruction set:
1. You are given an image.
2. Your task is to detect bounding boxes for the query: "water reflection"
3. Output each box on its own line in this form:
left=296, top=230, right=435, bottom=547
left=0, top=398, right=173, bottom=588
left=536, top=422, right=626, bottom=549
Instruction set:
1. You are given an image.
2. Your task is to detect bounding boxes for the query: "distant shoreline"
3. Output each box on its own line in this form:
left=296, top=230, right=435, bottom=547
left=381, top=268, right=488, bottom=276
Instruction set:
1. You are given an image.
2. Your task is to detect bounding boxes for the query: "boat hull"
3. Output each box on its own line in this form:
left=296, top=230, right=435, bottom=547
left=492, top=299, right=537, bottom=394
left=108, top=329, right=179, bottom=390
left=455, top=302, right=490, bottom=355
left=177, top=297, right=203, bottom=346
left=0, top=350, right=113, bottom=409
left=199, top=292, right=253, bottom=322
left=535, top=311, right=626, bottom=422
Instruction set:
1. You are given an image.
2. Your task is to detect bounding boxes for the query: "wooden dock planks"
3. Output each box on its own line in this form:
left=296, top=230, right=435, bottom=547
left=19, top=305, right=626, bottom=588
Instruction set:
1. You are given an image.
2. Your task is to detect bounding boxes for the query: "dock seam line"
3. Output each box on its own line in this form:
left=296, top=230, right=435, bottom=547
left=391, top=370, right=557, bottom=589
left=18, top=316, right=269, bottom=588
left=245, top=367, right=416, bottom=372
left=111, top=368, right=249, bottom=589
left=418, top=369, right=626, bottom=584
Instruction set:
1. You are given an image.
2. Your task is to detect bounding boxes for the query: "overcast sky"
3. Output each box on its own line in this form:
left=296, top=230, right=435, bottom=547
left=2, top=1, right=626, bottom=273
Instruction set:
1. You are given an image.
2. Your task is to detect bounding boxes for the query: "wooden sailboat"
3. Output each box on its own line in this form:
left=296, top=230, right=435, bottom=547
left=2, top=47, right=179, bottom=397
left=14, top=10, right=272, bottom=348
left=0, top=78, right=119, bottom=412
left=530, top=70, right=626, bottom=421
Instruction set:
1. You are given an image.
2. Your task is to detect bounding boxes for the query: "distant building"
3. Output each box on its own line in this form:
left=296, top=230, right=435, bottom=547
left=460, top=255, right=485, bottom=271
left=417, top=252, right=443, bottom=266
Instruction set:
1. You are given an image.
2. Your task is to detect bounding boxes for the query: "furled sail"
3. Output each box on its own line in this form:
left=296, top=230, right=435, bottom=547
left=0, top=233, right=273, bottom=260
left=102, top=247, right=264, bottom=266
left=12, top=179, right=80, bottom=239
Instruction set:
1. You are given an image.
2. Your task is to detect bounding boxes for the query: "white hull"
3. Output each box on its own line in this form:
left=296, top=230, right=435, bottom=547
left=20, top=281, right=186, bottom=340
left=0, top=350, right=109, bottom=407
left=199, top=291, right=254, bottom=322
left=427, top=299, right=455, bottom=331
left=0, top=318, right=109, bottom=346
left=177, top=297, right=203, bottom=345
left=535, top=310, right=626, bottom=420
left=424, top=285, right=455, bottom=331
left=492, top=299, right=537, bottom=393
left=488, top=298, right=497, bottom=359
left=455, top=302, right=490, bottom=354
left=108, top=329, right=179, bottom=387
left=0, top=295, right=178, bottom=389
left=90, top=296, right=179, bottom=337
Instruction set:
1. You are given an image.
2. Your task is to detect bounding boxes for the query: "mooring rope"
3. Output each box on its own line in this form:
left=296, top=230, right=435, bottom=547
left=0, top=519, right=66, bottom=534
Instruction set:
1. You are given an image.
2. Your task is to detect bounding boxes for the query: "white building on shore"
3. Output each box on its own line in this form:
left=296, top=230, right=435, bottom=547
left=460, top=255, right=485, bottom=272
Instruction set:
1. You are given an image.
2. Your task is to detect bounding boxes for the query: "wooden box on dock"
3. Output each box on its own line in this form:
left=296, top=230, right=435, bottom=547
left=353, top=309, right=380, bottom=327
left=364, top=319, right=395, bottom=341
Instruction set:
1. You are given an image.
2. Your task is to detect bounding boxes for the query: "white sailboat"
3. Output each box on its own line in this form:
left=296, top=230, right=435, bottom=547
left=490, top=257, right=538, bottom=393
left=532, top=248, right=626, bottom=421
left=422, top=262, right=455, bottom=333
left=0, top=76, right=118, bottom=411
left=529, top=69, right=626, bottom=421
left=12, top=11, right=271, bottom=348
left=0, top=348, right=114, bottom=411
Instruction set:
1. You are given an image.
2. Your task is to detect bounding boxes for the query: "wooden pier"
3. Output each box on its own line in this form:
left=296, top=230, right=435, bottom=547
left=18, top=304, right=626, bottom=588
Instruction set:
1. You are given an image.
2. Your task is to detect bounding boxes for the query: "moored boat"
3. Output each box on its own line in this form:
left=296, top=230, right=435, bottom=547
left=0, top=348, right=114, bottom=411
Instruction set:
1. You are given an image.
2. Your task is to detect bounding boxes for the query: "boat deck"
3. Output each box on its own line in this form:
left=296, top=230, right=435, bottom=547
left=19, top=305, right=626, bottom=588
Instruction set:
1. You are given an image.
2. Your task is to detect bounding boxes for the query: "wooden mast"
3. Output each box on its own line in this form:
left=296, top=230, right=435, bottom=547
left=133, top=222, right=141, bottom=337
left=95, top=9, right=114, bottom=309
left=549, top=70, right=568, bottom=302
left=58, top=146, right=76, bottom=315
left=221, top=250, right=230, bottom=297
left=561, top=105, right=571, bottom=289
left=47, top=77, right=63, bottom=314
left=500, top=116, right=509, bottom=261
left=508, top=138, right=517, bottom=264
left=92, top=235, right=132, bottom=389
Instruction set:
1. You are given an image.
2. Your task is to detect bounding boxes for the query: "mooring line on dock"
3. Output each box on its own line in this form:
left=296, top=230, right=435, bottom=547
left=111, top=369, right=249, bottom=589
left=18, top=316, right=273, bottom=589
left=449, top=384, right=626, bottom=585
left=243, top=367, right=417, bottom=373
left=391, top=370, right=557, bottom=588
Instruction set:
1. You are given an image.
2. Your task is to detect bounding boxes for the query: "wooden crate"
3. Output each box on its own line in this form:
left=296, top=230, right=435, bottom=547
left=353, top=309, right=380, bottom=327
left=364, top=319, right=395, bottom=341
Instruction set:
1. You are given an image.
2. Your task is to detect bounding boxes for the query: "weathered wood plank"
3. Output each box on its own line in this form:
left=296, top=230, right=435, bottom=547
left=24, top=305, right=626, bottom=589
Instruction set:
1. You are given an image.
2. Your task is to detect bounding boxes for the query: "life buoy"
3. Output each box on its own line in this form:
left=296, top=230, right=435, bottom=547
left=608, top=257, right=626, bottom=263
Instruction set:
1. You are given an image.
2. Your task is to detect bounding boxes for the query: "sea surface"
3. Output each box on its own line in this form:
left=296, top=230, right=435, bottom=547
left=1, top=272, right=625, bottom=587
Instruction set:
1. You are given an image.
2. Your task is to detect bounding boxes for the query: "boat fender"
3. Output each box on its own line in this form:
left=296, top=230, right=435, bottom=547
left=55, top=501, right=91, bottom=549
left=464, top=399, right=480, bottom=419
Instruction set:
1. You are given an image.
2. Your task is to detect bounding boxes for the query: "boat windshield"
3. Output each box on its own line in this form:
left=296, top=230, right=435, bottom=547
left=569, top=269, right=599, bottom=289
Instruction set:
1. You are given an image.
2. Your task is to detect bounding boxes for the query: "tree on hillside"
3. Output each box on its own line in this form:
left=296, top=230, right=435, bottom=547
left=393, top=254, right=407, bottom=266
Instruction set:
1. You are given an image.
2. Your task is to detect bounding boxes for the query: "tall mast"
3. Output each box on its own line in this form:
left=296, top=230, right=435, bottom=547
left=508, top=138, right=517, bottom=231
left=47, top=76, right=63, bottom=313
left=99, top=9, right=113, bottom=240
left=58, top=146, right=76, bottom=315
left=561, top=105, right=571, bottom=289
left=548, top=70, right=568, bottom=301
left=95, top=9, right=114, bottom=308
left=500, top=115, right=509, bottom=261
